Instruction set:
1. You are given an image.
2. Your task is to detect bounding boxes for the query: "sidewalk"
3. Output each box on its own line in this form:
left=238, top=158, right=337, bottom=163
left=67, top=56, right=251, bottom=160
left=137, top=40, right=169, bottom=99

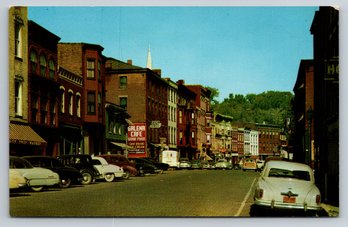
left=320, top=203, right=339, bottom=217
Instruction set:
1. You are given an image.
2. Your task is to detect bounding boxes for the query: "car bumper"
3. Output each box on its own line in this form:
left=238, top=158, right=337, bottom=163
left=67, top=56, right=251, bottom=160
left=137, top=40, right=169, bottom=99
left=254, top=199, right=322, bottom=211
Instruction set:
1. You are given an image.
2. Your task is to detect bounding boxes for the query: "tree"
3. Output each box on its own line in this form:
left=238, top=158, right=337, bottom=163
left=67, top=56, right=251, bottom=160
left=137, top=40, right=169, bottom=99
left=205, top=86, right=220, bottom=110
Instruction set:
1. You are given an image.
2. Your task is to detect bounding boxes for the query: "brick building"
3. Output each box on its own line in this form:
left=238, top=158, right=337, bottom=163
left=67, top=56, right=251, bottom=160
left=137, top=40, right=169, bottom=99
left=57, top=66, right=84, bottom=155
left=186, top=85, right=212, bottom=159
left=292, top=59, right=315, bottom=165
left=28, top=20, right=61, bottom=156
left=9, top=7, right=47, bottom=156
left=176, top=80, right=197, bottom=159
left=256, top=123, right=282, bottom=159
left=310, top=6, right=339, bottom=205
left=58, top=43, right=106, bottom=155
left=104, top=58, right=168, bottom=158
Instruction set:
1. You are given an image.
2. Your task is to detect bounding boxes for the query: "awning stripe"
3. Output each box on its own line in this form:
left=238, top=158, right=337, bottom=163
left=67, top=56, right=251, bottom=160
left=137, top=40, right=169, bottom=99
left=9, top=123, right=47, bottom=146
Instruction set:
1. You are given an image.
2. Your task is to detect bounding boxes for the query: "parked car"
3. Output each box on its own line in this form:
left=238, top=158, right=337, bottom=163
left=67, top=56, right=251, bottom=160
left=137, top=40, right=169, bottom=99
left=242, top=158, right=258, bottom=171
left=253, top=160, right=322, bottom=215
left=214, top=159, right=233, bottom=170
left=9, top=169, right=27, bottom=190
left=256, top=160, right=265, bottom=171
left=58, top=154, right=100, bottom=185
left=92, top=156, right=125, bottom=182
left=23, top=156, right=83, bottom=188
left=97, top=154, right=138, bottom=179
left=178, top=158, right=191, bottom=169
left=190, top=160, right=203, bottom=169
left=201, top=160, right=214, bottom=169
left=9, top=156, right=60, bottom=192
left=142, top=157, right=169, bottom=171
left=129, top=158, right=161, bottom=176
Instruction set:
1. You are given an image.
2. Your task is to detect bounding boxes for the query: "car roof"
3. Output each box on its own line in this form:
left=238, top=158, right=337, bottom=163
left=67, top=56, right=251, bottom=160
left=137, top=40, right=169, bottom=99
left=265, top=160, right=311, bottom=171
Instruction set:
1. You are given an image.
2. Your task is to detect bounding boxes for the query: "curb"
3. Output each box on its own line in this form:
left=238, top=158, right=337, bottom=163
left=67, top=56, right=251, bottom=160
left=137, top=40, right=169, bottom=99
left=320, top=203, right=339, bottom=217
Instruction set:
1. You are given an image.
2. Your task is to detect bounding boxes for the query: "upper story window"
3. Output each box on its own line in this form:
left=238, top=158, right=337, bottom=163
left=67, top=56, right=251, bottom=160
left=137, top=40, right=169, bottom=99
left=39, top=54, right=47, bottom=77
left=30, top=50, right=38, bottom=74
left=14, top=78, right=23, bottom=116
left=120, top=97, right=127, bottom=110
left=87, top=91, right=96, bottom=114
left=60, top=86, right=65, bottom=113
left=68, top=90, right=74, bottom=115
left=97, top=61, right=101, bottom=82
left=87, top=60, right=95, bottom=79
left=76, top=93, right=81, bottom=118
left=98, top=92, right=102, bottom=114
left=50, top=99, right=56, bottom=126
left=119, top=76, right=127, bottom=89
left=48, top=59, right=55, bottom=79
left=14, top=22, right=22, bottom=58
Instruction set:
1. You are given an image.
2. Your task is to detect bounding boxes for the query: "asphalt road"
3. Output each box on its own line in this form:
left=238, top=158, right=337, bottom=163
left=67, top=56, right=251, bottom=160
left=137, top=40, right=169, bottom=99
left=9, top=169, right=259, bottom=217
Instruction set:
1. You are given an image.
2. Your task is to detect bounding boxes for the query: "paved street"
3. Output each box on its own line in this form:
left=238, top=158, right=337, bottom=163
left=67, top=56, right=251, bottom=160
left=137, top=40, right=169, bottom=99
left=10, top=169, right=259, bottom=217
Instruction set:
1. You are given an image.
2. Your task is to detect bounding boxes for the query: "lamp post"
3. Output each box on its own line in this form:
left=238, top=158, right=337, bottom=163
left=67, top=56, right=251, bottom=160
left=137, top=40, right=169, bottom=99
left=306, top=106, right=313, bottom=167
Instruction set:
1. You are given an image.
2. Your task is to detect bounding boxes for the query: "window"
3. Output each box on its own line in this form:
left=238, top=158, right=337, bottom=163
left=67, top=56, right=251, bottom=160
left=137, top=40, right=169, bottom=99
left=30, top=50, right=38, bottom=73
left=179, top=131, right=183, bottom=144
left=87, top=91, right=96, bottom=114
left=97, top=61, right=101, bottom=81
left=31, top=96, right=38, bottom=123
left=98, top=92, right=101, bottom=114
left=50, top=99, right=56, bottom=126
left=119, top=76, right=127, bottom=89
left=76, top=93, right=81, bottom=117
left=15, top=22, right=22, bottom=58
left=60, top=87, right=65, bottom=113
left=40, top=98, right=48, bottom=124
left=49, top=59, right=55, bottom=79
left=179, top=110, right=182, bottom=124
left=87, top=60, right=95, bottom=79
left=68, top=90, right=73, bottom=115
left=39, top=54, right=47, bottom=77
left=120, top=97, right=127, bottom=110
left=14, top=79, right=22, bottom=116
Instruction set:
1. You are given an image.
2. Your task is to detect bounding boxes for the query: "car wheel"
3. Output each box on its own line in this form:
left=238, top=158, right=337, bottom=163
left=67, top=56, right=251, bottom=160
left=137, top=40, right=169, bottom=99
left=60, top=178, right=72, bottom=188
left=31, top=186, right=44, bottom=192
left=105, top=173, right=115, bottom=182
left=81, top=171, right=93, bottom=185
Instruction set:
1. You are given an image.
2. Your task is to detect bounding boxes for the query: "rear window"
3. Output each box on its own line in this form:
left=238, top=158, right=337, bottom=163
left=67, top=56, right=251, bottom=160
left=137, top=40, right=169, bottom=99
left=268, top=168, right=310, bottom=181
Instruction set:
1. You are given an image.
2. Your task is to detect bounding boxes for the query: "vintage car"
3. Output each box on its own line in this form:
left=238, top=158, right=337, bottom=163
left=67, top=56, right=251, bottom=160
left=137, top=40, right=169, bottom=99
left=10, top=156, right=60, bottom=192
left=92, top=156, right=125, bottom=182
left=253, top=160, right=322, bottom=215
left=97, top=154, right=138, bottom=179
left=23, top=156, right=83, bottom=188
left=129, top=158, right=161, bottom=176
left=214, top=159, right=233, bottom=170
left=9, top=169, right=27, bottom=189
left=242, top=158, right=258, bottom=171
left=58, top=154, right=100, bottom=185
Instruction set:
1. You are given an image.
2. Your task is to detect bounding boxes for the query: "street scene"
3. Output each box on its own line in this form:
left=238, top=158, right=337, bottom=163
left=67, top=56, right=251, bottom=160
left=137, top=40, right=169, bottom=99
left=8, top=4, right=339, bottom=221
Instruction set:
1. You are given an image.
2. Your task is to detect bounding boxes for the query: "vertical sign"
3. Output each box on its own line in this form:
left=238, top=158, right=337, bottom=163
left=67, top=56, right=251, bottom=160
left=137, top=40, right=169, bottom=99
left=127, top=123, right=147, bottom=158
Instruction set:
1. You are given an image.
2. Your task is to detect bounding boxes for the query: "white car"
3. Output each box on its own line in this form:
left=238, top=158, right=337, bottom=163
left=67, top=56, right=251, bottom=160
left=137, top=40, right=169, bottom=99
left=9, top=169, right=27, bottom=189
left=92, top=157, right=125, bottom=182
left=214, top=159, right=233, bottom=170
left=10, top=156, right=60, bottom=192
left=253, top=160, right=321, bottom=214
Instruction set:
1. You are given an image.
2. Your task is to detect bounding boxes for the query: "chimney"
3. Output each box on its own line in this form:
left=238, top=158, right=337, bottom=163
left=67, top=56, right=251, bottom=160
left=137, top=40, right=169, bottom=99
left=177, top=80, right=185, bottom=85
left=127, top=59, right=132, bottom=65
left=153, top=69, right=161, bottom=76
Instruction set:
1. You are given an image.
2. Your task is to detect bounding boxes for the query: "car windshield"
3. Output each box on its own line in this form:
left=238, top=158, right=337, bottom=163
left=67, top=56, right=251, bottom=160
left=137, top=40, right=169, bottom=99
left=268, top=168, right=310, bottom=181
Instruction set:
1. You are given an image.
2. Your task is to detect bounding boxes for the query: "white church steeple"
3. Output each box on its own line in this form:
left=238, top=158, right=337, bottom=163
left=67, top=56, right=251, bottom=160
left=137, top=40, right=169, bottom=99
left=146, top=45, right=152, bottom=69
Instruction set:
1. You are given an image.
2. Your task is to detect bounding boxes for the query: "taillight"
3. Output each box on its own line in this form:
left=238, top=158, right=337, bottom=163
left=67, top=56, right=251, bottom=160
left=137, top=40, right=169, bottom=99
left=255, top=188, right=264, bottom=199
left=316, top=194, right=321, bottom=205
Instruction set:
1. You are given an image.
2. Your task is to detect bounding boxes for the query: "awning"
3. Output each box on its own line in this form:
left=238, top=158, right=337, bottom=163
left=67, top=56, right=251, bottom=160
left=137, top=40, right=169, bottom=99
left=9, top=123, right=47, bottom=146
left=110, top=141, right=134, bottom=149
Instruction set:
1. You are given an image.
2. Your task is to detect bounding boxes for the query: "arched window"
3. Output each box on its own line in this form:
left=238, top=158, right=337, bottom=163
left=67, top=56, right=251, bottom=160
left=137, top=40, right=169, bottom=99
left=30, top=50, right=38, bottom=73
left=49, top=59, right=55, bottom=79
left=76, top=93, right=81, bottom=118
left=68, top=90, right=74, bottom=115
left=60, top=86, right=65, bottom=113
left=39, top=54, right=47, bottom=77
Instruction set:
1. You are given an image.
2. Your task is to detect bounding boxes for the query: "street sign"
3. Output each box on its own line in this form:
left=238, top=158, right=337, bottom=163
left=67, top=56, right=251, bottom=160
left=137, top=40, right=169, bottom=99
left=150, top=120, right=161, bottom=128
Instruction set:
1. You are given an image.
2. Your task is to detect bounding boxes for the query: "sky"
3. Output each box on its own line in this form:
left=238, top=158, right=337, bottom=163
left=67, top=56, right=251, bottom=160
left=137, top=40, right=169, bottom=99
left=28, top=6, right=317, bottom=101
